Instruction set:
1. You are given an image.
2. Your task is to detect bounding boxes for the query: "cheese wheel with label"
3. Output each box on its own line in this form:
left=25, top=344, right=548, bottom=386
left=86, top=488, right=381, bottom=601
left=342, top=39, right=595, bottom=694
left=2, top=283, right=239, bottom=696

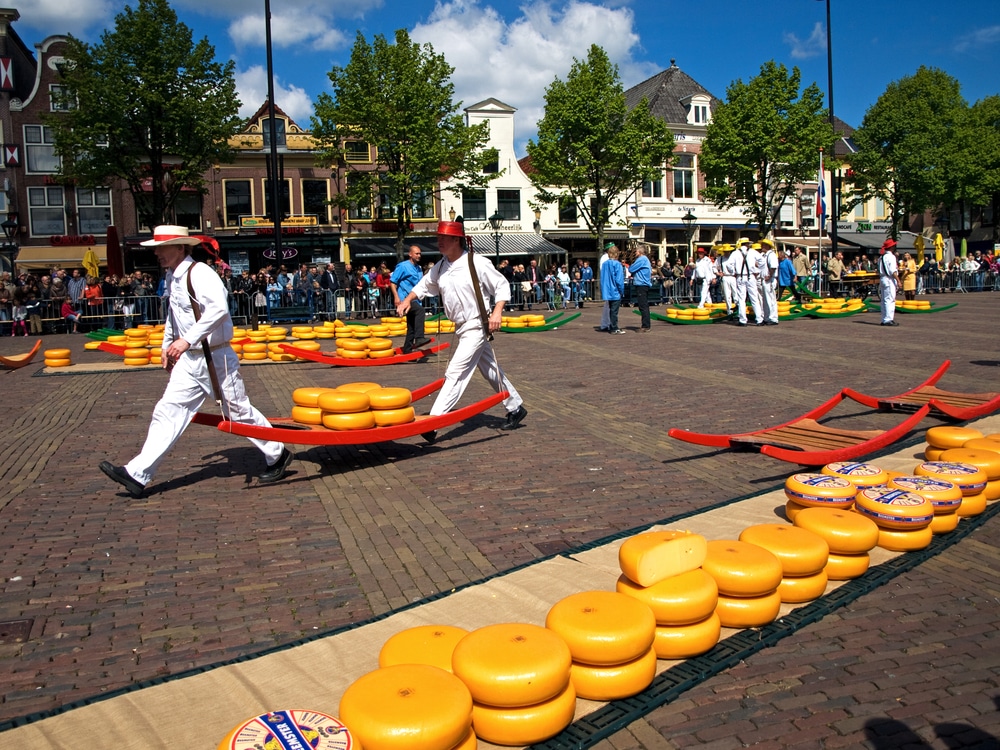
left=738, top=524, right=829, bottom=577
left=471, top=682, right=576, bottom=747
left=854, top=487, right=934, bottom=530
left=956, top=492, right=987, bottom=517
left=824, top=552, right=870, bottom=580
left=929, top=512, right=960, bottom=534
left=545, top=590, right=655, bottom=666
left=321, top=411, right=376, bottom=431
left=888, top=475, right=963, bottom=514
left=914, top=462, right=988, bottom=496
left=292, top=387, right=337, bottom=408
left=569, top=645, right=657, bottom=701
left=617, top=530, right=708, bottom=587
left=924, top=425, right=983, bottom=449
left=216, top=709, right=355, bottom=750
left=652, top=613, right=721, bottom=659
left=379, top=625, right=469, bottom=672
left=368, top=387, right=413, bottom=410
left=777, top=570, right=829, bottom=603
left=783, top=473, right=857, bottom=508
left=317, top=390, right=370, bottom=414
left=939, top=448, right=1000, bottom=481
left=821, top=462, right=889, bottom=488
left=339, top=664, right=473, bottom=750
left=701, top=540, right=783, bottom=597
left=451, top=623, right=572, bottom=708
left=715, top=590, right=782, bottom=629
left=615, top=569, right=718, bottom=626
left=877, top=525, right=933, bottom=552
left=792, top=507, right=879, bottom=554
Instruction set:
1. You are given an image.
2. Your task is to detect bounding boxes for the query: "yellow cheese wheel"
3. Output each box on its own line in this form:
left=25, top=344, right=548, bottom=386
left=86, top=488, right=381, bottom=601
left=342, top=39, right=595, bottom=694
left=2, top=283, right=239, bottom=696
left=230, top=344, right=243, bottom=354
left=44, top=348, right=71, bottom=359
left=924, top=425, right=983, bottom=449
left=351, top=327, right=372, bottom=338
left=701, top=540, right=783, bottom=597
left=504, top=321, right=526, bottom=329
left=380, top=316, right=403, bottom=324
left=267, top=327, right=287, bottom=336
left=266, top=334, right=287, bottom=342
left=854, top=487, right=934, bottom=530
left=44, top=358, right=72, bottom=367
left=317, top=390, right=370, bottom=413
left=738, top=524, right=830, bottom=577
left=294, top=332, right=316, bottom=340
left=242, top=352, right=267, bottom=361
left=366, top=337, right=395, bottom=351
left=291, top=406, right=324, bottom=425
left=368, top=348, right=396, bottom=359
left=123, top=357, right=151, bottom=366
left=783, top=473, right=857, bottom=508
left=451, top=623, right=572, bottom=708
left=985, top=480, right=1000, bottom=501
left=267, top=342, right=288, bottom=353
left=939, top=448, right=1000, bottom=481
left=777, top=570, right=829, bottom=603
left=368, top=387, right=413, bottom=410
left=887, top=475, right=963, bottom=514
left=930, top=512, right=960, bottom=534
left=956, top=492, right=987, bottom=517
left=292, top=341, right=321, bottom=352
left=451, top=727, right=476, bottom=750
left=243, top=342, right=267, bottom=353
left=368, top=325, right=389, bottom=335
left=150, top=357, right=162, bottom=365
left=652, top=613, right=721, bottom=659
left=792, top=507, right=880, bottom=554
left=123, top=328, right=146, bottom=337
left=269, top=352, right=297, bottom=362
left=379, top=625, right=470, bottom=672
left=106, top=335, right=126, bottom=343
left=715, top=590, right=782, bottom=629
left=914, top=461, right=988, bottom=496
left=961, top=437, right=1000, bottom=455
left=470, top=683, right=576, bottom=747
left=337, top=381, right=383, bottom=393
left=336, top=348, right=368, bottom=359
left=321, top=411, right=376, bottom=431
left=336, top=338, right=368, bottom=351
left=821, top=462, right=889, bottom=488
left=615, top=569, right=718, bottom=626
left=292, top=387, right=337, bottom=408
left=544, top=590, right=655, bottom=666
left=877, top=525, right=934, bottom=552
left=569, top=645, right=657, bottom=701
left=824, top=552, right=870, bottom=580
left=121, top=347, right=149, bottom=358
left=617, top=530, right=708, bottom=587
left=373, top=406, right=416, bottom=427
left=339, top=664, right=473, bottom=750
left=84, top=341, right=102, bottom=350
left=783, top=499, right=809, bottom=521
left=924, top=446, right=946, bottom=461
left=216, top=708, right=355, bottom=750
left=315, top=331, right=335, bottom=339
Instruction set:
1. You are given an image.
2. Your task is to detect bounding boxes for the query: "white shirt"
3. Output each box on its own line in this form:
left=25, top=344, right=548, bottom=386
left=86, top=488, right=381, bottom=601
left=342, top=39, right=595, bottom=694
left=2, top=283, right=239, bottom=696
left=879, top=252, right=899, bottom=278
left=163, top=257, right=233, bottom=351
left=694, top=256, right=714, bottom=280
left=727, top=248, right=760, bottom=278
left=758, top=249, right=778, bottom=280
left=410, top=251, right=510, bottom=329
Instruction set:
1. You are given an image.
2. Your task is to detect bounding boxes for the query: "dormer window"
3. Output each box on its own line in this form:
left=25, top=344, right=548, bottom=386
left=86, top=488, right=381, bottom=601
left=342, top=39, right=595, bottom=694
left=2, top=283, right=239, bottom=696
left=685, top=95, right=712, bottom=126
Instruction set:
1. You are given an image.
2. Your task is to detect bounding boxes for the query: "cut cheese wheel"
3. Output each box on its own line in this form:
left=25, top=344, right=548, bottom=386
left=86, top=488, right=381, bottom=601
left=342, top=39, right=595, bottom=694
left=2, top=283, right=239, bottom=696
left=292, top=387, right=337, bottom=408
left=938, top=448, right=1000, bottom=481
left=961, top=437, right=1000, bottom=455
left=321, top=411, right=376, bottom=431
left=652, top=613, right=721, bottom=659
left=701, top=540, right=783, bottom=597
left=123, top=357, right=150, bottom=366
left=821, top=462, right=889, bottom=488
left=824, top=552, right=870, bottom=580
left=914, top=462, right=988, bottom=495
left=783, top=499, right=809, bottom=521
left=368, top=387, right=413, bottom=410
left=44, top=348, right=71, bottom=359
left=738, top=524, right=830, bottom=577
left=615, top=569, right=718, bottom=626
left=44, top=358, right=72, bottom=367
left=242, top=352, right=267, bottom=361
left=269, top=352, right=296, bottom=362
left=887, top=475, right=963, bottom=514
left=373, top=406, right=416, bottom=427
left=339, top=664, right=473, bottom=750
left=854, top=487, right=934, bottom=530
left=84, top=341, right=101, bottom=350
left=783, top=473, right=857, bottom=508
left=877, top=525, right=933, bottom=552
left=569, top=645, right=657, bottom=701
left=544, top=590, right=655, bottom=666
left=336, top=338, right=368, bottom=351
left=929, top=512, right=960, bottom=535
left=291, top=406, right=324, bottom=425
left=985, top=480, right=1000, bottom=501
left=216, top=708, right=355, bottom=750
left=777, top=570, right=829, bottom=603
left=924, top=425, right=983, bottom=449
left=317, top=390, right=370, bottom=413
left=617, top=530, right=708, bottom=587
left=924, top=446, right=946, bottom=461
left=451, top=623, right=572, bottom=708
left=471, top=682, right=576, bottom=747
left=956, top=492, right=987, bottom=517
left=715, top=590, right=782, bottom=629
left=379, top=625, right=469, bottom=672
left=337, top=381, right=382, bottom=393
left=366, top=337, right=394, bottom=351
left=368, top=348, right=396, bottom=359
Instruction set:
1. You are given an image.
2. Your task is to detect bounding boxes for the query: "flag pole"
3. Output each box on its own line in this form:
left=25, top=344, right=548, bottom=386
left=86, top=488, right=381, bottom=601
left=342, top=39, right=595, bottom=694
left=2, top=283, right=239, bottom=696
left=818, top=148, right=825, bottom=298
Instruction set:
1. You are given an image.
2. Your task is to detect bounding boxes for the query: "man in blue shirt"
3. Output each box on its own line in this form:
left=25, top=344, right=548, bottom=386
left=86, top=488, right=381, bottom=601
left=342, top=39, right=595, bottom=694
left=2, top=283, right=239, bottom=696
left=391, top=245, right=431, bottom=353
left=627, top=245, right=652, bottom=331
left=600, top=246, right=626, bottom=334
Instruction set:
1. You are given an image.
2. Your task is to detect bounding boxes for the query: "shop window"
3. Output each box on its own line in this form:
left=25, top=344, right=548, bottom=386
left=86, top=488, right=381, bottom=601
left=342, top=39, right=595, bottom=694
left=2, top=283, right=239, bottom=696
left=174, top=193, right=203, bottom=231
left=28, top=186, right=66, bottom=236
left=411, top=187, right=434, bottom=220
left=76, top=187, right=112, bottom=235
left=558, top=196, right=577, bottom=224
left=25, top=124, right=60, bottom=174
left=346, top=173, right=372, bottom=219
left=497, top=189, right=520, bottom=221
left=262, top=178, right=291, bottom=219
left=224, top=180, right=251, bottom=227
left=462, top=189, right=486, bottom=221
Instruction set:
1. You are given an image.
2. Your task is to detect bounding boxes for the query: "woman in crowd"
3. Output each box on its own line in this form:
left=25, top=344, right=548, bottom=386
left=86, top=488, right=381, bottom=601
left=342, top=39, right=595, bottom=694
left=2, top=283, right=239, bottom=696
left=899, top=252, right=917, bottom=301
left=556, top=264, right=571, bottom=309
left=511, top=263, right=528, bottom=311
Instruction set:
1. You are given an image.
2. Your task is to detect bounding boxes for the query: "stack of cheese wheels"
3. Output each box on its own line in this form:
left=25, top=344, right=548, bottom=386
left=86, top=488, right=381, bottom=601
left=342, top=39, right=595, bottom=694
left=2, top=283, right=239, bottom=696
left=792, top=507, right=880, bottom=580
left=317, top=384, right=377, bottom=431
left=923, top=426, right=983, bottom=462
left=701, top=540, right=783, bottom=628
left=545, top=591, right=656, bottom=701
left=854, top=486, right=935, bottom=552
left=290, top=325, right=315, bottom=340
left=335, top=336, right=396, bottom=360
left=43, top=348, right=73, bottom=368
left=914, top=461, right=988, bottom=517
left=938, top=448, right=1000, bottom=504
left=738, top=524, right=830, bottom=603
left=783, top=473, right=857, bottom=520
left=216, top=708, right=355, bottom=750
left=265, top=326, right=287, bottom=342
left=615, top=530, right=718, bottom=659
left=888, top=475, right=963, bottom=535
left=267, top=341, right=297, bottom=362
left=821, top=461, right=889, bottom=490
left=379, top=625, right=469, bottom=672
left=501, top=317, right=525, bottom=329
left=313, top=324, right=336, bottom=340
left=122, top=344, right=151, bottom=367
left=241, top=342, right=267, bottom=361
left=451, top=623, right=575, bottom=746
left=379, top=317, right=408, bottom=337
left=290, top=386, right=337, bottom=426
left=368, top=387, right=415, bottom=427
left=961, top=438, right=1000, bottom=500
left=339, top=664, right=474, bottom=750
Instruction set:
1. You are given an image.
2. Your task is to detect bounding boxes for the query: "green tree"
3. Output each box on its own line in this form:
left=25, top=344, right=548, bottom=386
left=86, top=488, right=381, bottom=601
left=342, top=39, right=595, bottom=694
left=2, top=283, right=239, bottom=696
left=944, top=95, right=1000, bottom=243
left=525, top=45, right=675, bottom=250
left=700, top=61, right=835, bottom=237
left=312, top=29, right=495, bottom=255
left=48, top=0, right=241, bottom=229
left=846, top=66, right=966, bottom=238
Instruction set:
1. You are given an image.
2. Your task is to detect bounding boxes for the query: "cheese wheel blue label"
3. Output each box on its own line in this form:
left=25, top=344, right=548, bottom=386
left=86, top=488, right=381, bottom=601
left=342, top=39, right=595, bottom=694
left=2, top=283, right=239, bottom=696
left=220, top=709, right=355, bottom=750
left=825, top=462, right=883, bottom=477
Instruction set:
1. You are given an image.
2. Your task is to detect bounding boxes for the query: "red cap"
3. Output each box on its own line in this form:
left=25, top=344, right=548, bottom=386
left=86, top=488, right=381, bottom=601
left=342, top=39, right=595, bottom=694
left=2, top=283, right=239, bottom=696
left=881, top=238, right=897, bottom=251
left=437, top=221, right=466, bottom=238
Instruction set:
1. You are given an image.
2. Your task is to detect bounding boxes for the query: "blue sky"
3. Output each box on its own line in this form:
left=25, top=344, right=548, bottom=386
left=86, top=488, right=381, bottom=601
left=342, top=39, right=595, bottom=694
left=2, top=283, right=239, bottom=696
left=21, top=0, right=1000, bottom=156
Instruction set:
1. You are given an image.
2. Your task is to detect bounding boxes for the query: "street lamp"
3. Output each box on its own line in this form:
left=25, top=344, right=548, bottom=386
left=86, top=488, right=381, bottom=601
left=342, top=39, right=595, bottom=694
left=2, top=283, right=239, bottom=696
left=1, top=212, right=18, bottom=278
left=488, top=210, right=504, bottom=265
left=681, top=210, right=697, bottom=261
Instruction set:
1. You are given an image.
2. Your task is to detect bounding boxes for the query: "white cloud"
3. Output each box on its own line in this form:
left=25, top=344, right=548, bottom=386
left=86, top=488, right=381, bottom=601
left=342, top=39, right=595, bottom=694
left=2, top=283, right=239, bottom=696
left=954, top=24, right=1000, bottom=53
left=17, top=0, right=117, bottom=38
left=228, top=9, right=349, bottom=52
left=784, top=22, right=827, bottom=60
left=235, top=65, right=315, bottom=125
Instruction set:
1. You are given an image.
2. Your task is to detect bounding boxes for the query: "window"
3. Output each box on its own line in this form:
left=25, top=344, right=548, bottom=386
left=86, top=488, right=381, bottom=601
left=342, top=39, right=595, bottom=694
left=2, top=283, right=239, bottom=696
left=874, top=199, right=888, bottom=220
left=643, top=173, right=664, bottom=198
left=686, top=96, right=712, bottom=126
left=853, top=200, right=867, bottom=220
left=49, top=84, right=75, bottom=112
left=28, top=186, right=66, bottom=236
left=261, top=118, right=286, bottom=148
left=558, top=196, right=577, bottom=224
left=25, top=124, right=60, bottom=173
left=693, top=105, right=709, bottom=124
left=411, top=187, right=434, bottom=220
left=76, top=187, right=112, bottom=234
left=462, top=189, right=486, bottom=221
left=224, top=180, right=252, bottom=227
left=262, top=178, right=291, bottom=219
left=173, top=193, right=202, bottom=231
left=346, top=173, right=371, bottom=219
left=377, top=191, right=398, bottom=220
left=672, top=154, right=695, bottom=199
left=483, top=157, right=499, bottom=174
left=497, top=189, right=520, bottom=220
left=302, top=179, right=330, bottom=224
left=344, top=141, right=370, bottom=162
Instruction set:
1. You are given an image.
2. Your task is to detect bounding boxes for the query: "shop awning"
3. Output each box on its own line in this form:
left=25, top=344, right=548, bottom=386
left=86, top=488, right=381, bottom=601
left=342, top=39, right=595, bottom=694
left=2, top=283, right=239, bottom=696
left=344, top=232, right=567, bottom=260
left=13, top=245, right=108, bottom=271
left=475, top=233, right=567, bottom=257
left=344, top=236, right=440, bottom=260
left=546, top=230, right=628, bottom=240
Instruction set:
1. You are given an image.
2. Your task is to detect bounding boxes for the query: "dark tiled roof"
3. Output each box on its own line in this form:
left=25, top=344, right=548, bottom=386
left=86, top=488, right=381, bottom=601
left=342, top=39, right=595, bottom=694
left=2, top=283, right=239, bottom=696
left=832, top=115, right=858, bottom=157
left=624, top=62, right=720, bottom=124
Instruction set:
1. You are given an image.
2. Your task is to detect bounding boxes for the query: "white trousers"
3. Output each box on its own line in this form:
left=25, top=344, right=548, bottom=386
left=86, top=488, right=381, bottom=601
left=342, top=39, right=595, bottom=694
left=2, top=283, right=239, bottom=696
left=126, top=347, right=283, bottom=486
left=698, top=279, right=712, bottom=308
left=759, top=276, right=778, bottom=323
left=431, top=321, right=522, bottom=416
left=735, top=277, right=762, bottom=324
left=722, top=277, right=736, bottom=312
left=880, top=278, right=897, bottom=323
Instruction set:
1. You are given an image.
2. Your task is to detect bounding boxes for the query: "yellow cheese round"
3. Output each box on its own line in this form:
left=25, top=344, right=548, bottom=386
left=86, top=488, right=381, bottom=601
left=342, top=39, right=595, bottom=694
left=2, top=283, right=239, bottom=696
left=122, top=347, right=150, bottom=358
left=216, top=708, right=355, bottom=750
left=317, top=390, right=370, bottom=414
left=777, top=570, right=829, bottom=603
left=854, top=487, right=934, bottom=530
left=924, top=446, right=946, bottom=461
left=544, top=590, right=655, bottom=666
left=451, top=727, right=476, bottom=750
left=294, top=332, right=316, bottom=340
left=366, top=337, right=395, bottom=351
left=615, top=569, right=718, bottom=626
left=268, top=352, right=296, bottom=362
left=652, top=613, right=721, bottom=659
left=961, top=437, right=1000, bottom=455
left=336, top=348, right=368, bottom=359
left=956, top=492, right=987, bottom=517
left=267, top=326, right=287, bottom=336
left=783, top=499, right=809, bottom=521
left=914, top=461, right=988, bottom=496
left=380, top=316, right=403, bottom=324
left=368, top=348, right=396, bottom=359
left=321, top=411, right=376, bottom=431
left=929, top=512, right=960, bottom=535
left=939, top=448, right=1000, bottom=481
left=243, top=342, right=267, bottom=353
left=337, top=381, right=383, bottom=393
left=887, top=475, right=963, bottom=514
left=339, top=664, right=473, bottom=750
left=84, top=341, right=102, bottom=350
left=292, top=341, right=321, bottom=352
left=123, top=357, right=150, bottom=366
left=44, top=348, right=71, bottom=359
left=351, top=327, right=372, bottom=338
left=715, top=590, right=782, bottom=629
left=877, top=525, right=934, bottom=552
left=617, top=530, right=708, bottom=587
left=373, top=406, right=416, bottom=427
left=821, top=462, right=889, bottom=488
left=985, top=480, right=1000, bottom=501
left=336, top=338, right=368, bottom=351
left=701, top=540, right=783, bottom=597
left=451, top=623, right=572, bottom=708
left=106, top=335, right=126, bottom=343
left=44, top=358, right=72, bottom=367
left=292, top=387, right=337, bottom=408
left=123, top=328, right=146, bottom=337
left=924, top=425, right=983, bottom=449
left=824, top=552, right=870, bottom=580
left=368, top=387, right=413, bottom=410
left=569, top=645, right=657, bottom=701
left=379, top=625, right=470, bottom=673
left=242, top=352, right=267, bottom=361
left=291, top=406, right=324, bottom=425
left=783, top=473, right=857, bottom=508
left=792, top=507, right=880, bottom=554
left=738, top=524, right=830, bottom=577
left=471, top=682, right=576, bottom=747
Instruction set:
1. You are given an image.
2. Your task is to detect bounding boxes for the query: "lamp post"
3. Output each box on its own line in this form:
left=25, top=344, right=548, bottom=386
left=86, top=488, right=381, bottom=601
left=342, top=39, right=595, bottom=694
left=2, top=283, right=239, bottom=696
left=1, top=212, right=18, bottom=278
left=488, top=210, right=504, bottom=266
left=682, top=210, right=697, bottom=262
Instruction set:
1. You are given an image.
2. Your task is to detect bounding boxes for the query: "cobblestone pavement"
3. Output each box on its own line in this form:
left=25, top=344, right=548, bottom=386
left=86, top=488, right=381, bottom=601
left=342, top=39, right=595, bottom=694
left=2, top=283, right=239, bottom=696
left=0, top=293, right=998, bottom=747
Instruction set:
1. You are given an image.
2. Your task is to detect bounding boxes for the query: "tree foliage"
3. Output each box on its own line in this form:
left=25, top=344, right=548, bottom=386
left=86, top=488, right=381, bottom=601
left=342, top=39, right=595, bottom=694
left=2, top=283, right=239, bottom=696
left=700, top=61, right=835, bottom=237
left=48, top=0, right=241, bottom=229
left=312, top=29, right=495, bottom=254
left=525, top=45, right=675, bottom=249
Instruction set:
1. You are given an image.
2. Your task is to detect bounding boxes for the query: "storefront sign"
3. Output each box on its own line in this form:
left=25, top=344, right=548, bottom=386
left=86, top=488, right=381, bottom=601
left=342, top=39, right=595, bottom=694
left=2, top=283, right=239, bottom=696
left=240, top=215, right=318, bottom=228
left=50, top=235, right=97, bottom=246
left=262, top=245, right=299, bottom=261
